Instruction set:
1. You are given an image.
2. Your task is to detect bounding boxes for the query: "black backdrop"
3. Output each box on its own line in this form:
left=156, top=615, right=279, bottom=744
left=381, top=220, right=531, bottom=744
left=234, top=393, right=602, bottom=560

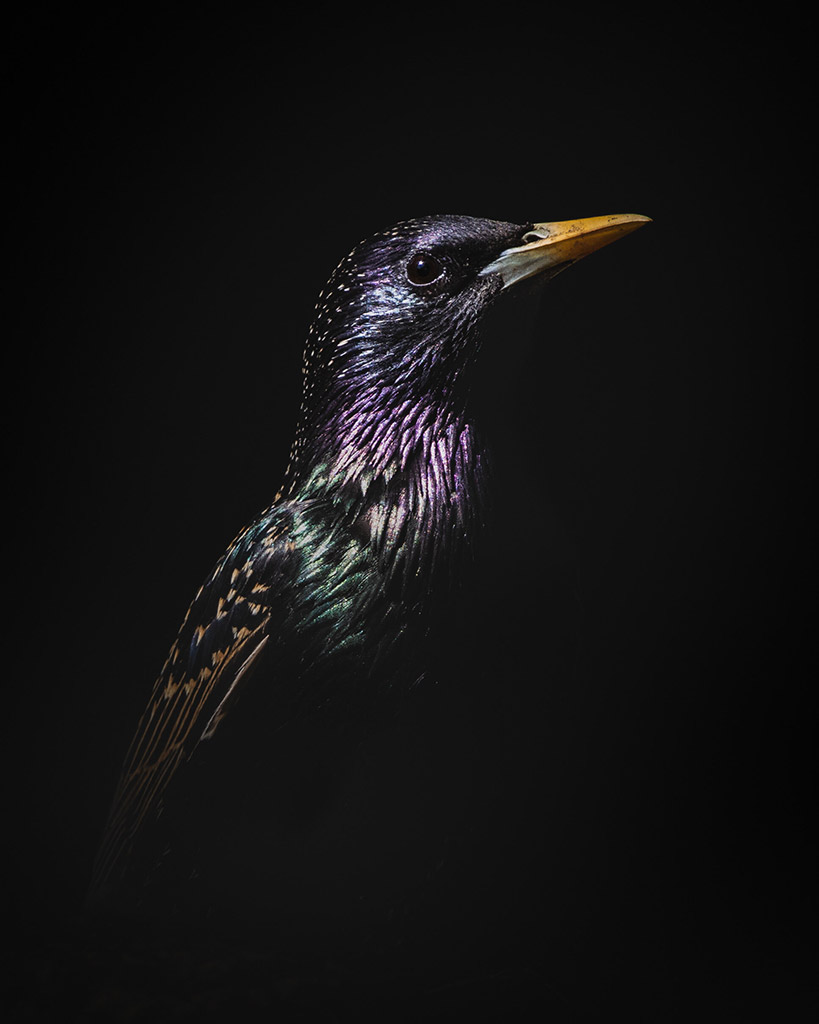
left=6, top=11, right=811, bottom=1021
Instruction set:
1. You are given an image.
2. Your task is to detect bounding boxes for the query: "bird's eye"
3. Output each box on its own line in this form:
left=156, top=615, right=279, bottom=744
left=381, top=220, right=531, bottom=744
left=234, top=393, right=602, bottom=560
left=406, top=251, right=444, bottom=286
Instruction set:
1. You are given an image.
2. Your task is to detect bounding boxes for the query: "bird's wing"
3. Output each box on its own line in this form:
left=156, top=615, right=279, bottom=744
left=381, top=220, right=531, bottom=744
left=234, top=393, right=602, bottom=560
left=91, top=509, right=299, bottom=892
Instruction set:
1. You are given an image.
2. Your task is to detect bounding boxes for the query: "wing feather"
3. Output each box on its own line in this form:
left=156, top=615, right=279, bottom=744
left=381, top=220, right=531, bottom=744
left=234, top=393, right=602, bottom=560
left=90, top=511, right=297, bottom=893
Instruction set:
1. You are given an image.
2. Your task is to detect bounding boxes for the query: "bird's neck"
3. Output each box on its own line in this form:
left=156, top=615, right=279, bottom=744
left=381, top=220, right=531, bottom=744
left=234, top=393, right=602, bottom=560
left=284, top=396, right=492, bottom=591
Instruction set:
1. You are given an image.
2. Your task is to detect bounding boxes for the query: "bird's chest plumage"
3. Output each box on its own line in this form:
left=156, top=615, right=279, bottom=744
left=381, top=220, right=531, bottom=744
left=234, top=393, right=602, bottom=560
left=267, top=415, right=486, bottom=679
left=277, top=475, right=485, bottom=705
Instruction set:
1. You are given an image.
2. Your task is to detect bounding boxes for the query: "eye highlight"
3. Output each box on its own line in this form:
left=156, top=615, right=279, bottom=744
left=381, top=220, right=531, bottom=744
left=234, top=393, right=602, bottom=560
left=406, top=251, right=445, bottom=287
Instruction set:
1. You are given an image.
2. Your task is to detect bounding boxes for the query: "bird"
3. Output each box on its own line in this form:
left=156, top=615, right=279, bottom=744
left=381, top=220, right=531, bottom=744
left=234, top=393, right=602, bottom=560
left=88, top=211, right=650, bottom=964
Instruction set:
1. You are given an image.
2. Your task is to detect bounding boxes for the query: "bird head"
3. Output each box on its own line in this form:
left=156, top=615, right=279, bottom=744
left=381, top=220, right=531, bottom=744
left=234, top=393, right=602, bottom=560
left=287, top=213, right=649, bottom=492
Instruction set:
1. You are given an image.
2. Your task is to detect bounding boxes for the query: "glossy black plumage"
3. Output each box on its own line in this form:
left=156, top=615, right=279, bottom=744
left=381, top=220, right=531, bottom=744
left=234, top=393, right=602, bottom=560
left=89, top=213, right=648, bottom=960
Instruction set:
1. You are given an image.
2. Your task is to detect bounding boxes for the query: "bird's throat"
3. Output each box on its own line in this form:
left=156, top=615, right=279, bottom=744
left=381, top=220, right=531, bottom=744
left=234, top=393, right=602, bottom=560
left=296, top=402, right=491, bottom=598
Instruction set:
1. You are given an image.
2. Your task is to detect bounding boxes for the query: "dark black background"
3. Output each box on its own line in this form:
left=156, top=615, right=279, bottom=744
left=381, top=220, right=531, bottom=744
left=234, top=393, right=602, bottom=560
left=5, top=10, right=812, bottom=1021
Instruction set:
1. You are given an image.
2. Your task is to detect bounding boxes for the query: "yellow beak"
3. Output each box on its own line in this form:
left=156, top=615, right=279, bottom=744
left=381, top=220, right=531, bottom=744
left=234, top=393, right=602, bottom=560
left=482, top=213, right=651, bottom=288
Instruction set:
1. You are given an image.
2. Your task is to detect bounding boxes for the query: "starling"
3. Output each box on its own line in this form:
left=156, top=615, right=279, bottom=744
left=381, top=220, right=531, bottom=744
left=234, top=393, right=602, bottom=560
left=89, top=212, right=649, bottom=954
